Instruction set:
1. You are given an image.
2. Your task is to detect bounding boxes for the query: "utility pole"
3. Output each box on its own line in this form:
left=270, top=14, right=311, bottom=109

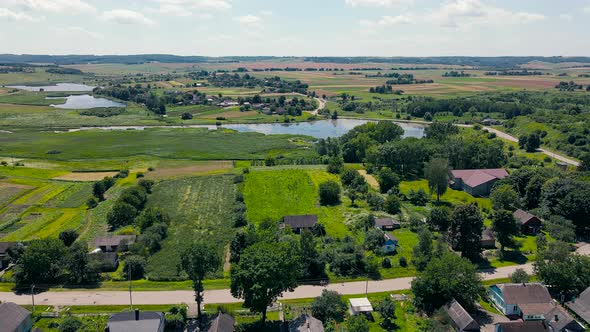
left=31, top=284, right=35, bottom=313
left=128, top=264, right=133, bottom=310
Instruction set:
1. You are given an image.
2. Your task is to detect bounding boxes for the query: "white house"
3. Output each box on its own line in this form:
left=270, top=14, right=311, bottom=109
left=349, top=298, right=373, bottom=316
left=382, top=233, right=398, bottom=254
left=489, top=283, right=552, bottom=318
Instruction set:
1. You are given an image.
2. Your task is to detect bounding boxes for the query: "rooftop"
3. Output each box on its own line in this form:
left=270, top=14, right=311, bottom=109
left=207, top=313, right=235, bottom=332
left=495, top=321, right=549, bottom=332
left=0, top=302, right=30, bottom=332
left=289, top=314, right=325, bottom=332
left=94, top=235, right=136, bottom=248
left=443, top=299, right=479, bottom=331
left=513, top=209, right=539, bottom=224
left=451, top=168, right=508, bottom=188
left=566, top=286, right=590, bottom=324
left=282, top=215, right=318, bottom=229
left=107, top=310, right=164, bottom=332
left=375, top=218, right=398, bottom=227
left=349, top=298, right=373, bottom=312
left=497, top=283, right=552, bottom=305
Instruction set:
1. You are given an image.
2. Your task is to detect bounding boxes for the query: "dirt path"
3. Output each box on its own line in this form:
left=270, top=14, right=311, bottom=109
left=358, top=170, right=379, bottom=191
left=0, top=264, right=534, bottom=306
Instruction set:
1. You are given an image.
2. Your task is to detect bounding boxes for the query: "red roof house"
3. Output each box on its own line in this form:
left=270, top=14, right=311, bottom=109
left=450, top=168, right=509, bottom=197
left=513, top=209, right=542, bottom=235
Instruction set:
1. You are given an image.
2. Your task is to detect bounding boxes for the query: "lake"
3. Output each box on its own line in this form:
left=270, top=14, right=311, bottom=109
left=6, top=83, right=96, bottom=92
left=49, top=95, right=126, bottom=109
left=65, top=119, right=425, bottom=139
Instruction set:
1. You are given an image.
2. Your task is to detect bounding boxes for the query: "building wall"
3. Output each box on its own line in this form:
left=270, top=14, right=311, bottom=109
left=489, top=287, right=520, bottom=316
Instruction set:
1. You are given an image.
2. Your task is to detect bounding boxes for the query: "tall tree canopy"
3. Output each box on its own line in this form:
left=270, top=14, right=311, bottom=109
left=424, top=158, right=449, bottom=201
left=449, top=204, right=484, bottom=262
left=181, top=242, right=222, bottom=318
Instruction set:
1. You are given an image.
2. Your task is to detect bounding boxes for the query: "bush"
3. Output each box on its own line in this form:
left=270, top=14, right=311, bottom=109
left=59, top=316, right=82, bottom=332
left=384, top=195, right=401, bottom=215
left=86, top=197, right=98, bottom=209
left=408, top=189, right=429, bottom=206
left=311, top=290, right=348, bottom=323
left=233, top=174, right=244, bottom=184
left=181, top=112, right=193, bottom=120
left=58, top=229, right=78, bottom=247
left=123, top=255, right=146, bottom=280
left=366, top=192, right=385, bottom=211
left=327, top=157, right=344, bottom=174
left=399, top=256, right=407, bottom=267
left=136, top=172, right=145, bottom=178
left=509, top=268, right=530, bottom=283
left=382, top=257, right=392, bottom=268
left=319, top=181, right=341, bottom=206
left=116, top=170, right=129, bottom=178
left=138, top=179, right=155, bottom=194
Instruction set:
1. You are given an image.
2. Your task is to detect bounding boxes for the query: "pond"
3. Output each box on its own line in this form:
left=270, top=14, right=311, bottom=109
left=48, top=95, right=126, bottom=109
left=6, top=83, right=96, bottom=92
left=66, top=119, right=425, bottom=139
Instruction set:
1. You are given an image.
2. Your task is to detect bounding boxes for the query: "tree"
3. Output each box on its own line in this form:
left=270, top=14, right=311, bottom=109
left=58, top=229, right=78, bottom=247
left=327, top=156, right=344, bottom=174
left=231, top=241, right=301, bottom=324
left=346, top=315, right=370, bottom=332
left=546, top=215, right=576, bottom=243
left=490, top=184, right=519, bottom=211
left=424, top=158, right=449, bottom=201
left=59, top=316, right=83, bottom=332
left=364, top=229, right=385, bottom=252
left=181, top=112, right=193, bottom=120
left=86, top=197, right=98, bottom=209
left=428, top=206, right=451, bottom=231
left=376, top=297, right=396, bottom=327
left=136, top=207, right=170, bottom=231
left=230, top=231, right=248, bottom=263
left=311, top=290, right=347, bottom=323
left=492, top=210, right=518, bottom=251
left=181, top=242, right=222, bottom=319
left=536, top=233, right=548, bottom=254
left=92, top=181, right=106, bottom=201
left=408, top=188, right=429, bottom=206
left=377, top=168, right=400, bottom=194
left=319, top=181, right=341, bottom=206
left=123, top=255, right=146, bottom=280
left=412, top=252, right=484, bottom=313
left=509, top=268, right=530, bottom=283
left=366, top=192, right=385, bottom=211
left=107, top=202, right=137, bottom=228
left=449, top=204, right=484, bottom=262
left=535, top=241, right=590, bottom=295
left=14, top=238, right=68, bottom=287
left=384, top=194, right=401, bottom=215
left=525, top=133, right=541, bottom=152
left=67, top=243, right=100, bottom=285
left=300, top=230, right=325, bottom=279
left=413, top=228, right=433, bottom=271
left=424, top=121, right=459, bottom=140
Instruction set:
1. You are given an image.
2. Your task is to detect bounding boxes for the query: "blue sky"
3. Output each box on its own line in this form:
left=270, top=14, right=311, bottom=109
left=0, top=0, right=589, bottom=56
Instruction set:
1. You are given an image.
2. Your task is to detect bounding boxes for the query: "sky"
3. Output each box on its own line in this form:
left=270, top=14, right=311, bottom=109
left=0, top=0, right=589, bottom=56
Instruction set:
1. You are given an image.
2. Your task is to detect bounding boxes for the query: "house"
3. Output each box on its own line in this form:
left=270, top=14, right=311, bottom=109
left=289, top=314, right=325, bottom=332
left=482, top=118, right=503, bottom=126
left=382, top=233, right=398, bottom=254
left=375, top=218, right=401, bottom=231
left=495, top=321, right=549, bottom=332
left=106, top=309, right=165, bottom=332
left=481, top=229, right=496, bottom=249
left=489, top=283, right=552, bottom=319
left=566, top=286, right=590, bottom=326
left=281, top=215, right=318, bottom=234
left=450, top=168, right=509, bottom=197
left=545, top=305, right=585, bottom=332
left=94, top=235, right=136, bottom=253
left=513, top=210, right=542, bottom=235
left=349, top=298, right=373, bottom=315
left=0, top=242, right=18, bottom=270
left=0, top=302, right=32, bottom=332
left=443, top=299, right=480, bottom=332
left=207, top=312, right=235, bottom=332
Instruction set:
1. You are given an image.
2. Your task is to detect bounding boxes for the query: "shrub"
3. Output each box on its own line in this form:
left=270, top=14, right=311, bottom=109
left=58, top=229, right=78, bottom=247
left=46, top=150, right=61, bottom=155
left=123, top=255, right=146, bottom=280
left=86, top=197, right=98, bottom=209
left=59, top=316, right=82, bottom=332
left=136, top=172, right=145, bottom=178
left=408, top=189, right=429, bottom=206
left=327, top=157, right=344, bottom=174
left=311, top=290, right=348, bottom=323
left=382, top=257, right=392, bottom=268
left=138, top=179, right=155, bottom=194
left=181, top=112, right=193, bottom=120
left=399, top=256, right=407, bottom=267
left=509, top=268, right=530, bottom=283
left=233, top=174, right=244, bottom=184
left=384, top=195, right=401, bottom=215
left=319, top=181, right=341, bottom=206
left=366, top=192, right=385, bottom=211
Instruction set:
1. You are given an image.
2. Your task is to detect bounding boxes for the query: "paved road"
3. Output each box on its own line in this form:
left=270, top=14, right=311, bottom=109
left=0, top=264, right=533, bottom=307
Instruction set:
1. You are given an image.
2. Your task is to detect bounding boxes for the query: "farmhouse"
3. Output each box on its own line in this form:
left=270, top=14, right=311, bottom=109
left=0, top=242, right=18, bottom=270
left=0, top=302, right=32, bottom=332
left=280, top=215, right=318, bottom=234
left=94, top=235, right=136, bottom=253
left=207, top=312, right=235, bottom=332
left=489, top=283, right=552, bottom=319
left=382, top=233, right=398, bottom=254
left=375, top=218, right=401, bottom=231
left=481, top=228, right=496, bottom=249
left=289, top=314, right=324, bottom=332
left=443, top=299, right=480, bottom=332
left=513, top=209, right=542, bottom=235
left=349, top=298, right=373, bottom=316
left=450, top=168, right=509, bottom=197
left=566, top=286, right=590, bottom=326
left=107, top=309, right=165, bottom=332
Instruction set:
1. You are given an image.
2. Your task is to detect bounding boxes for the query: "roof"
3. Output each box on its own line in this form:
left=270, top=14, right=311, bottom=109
left=107, top=311, right=164, bottom=332
left=519, top=303, right=554, bottom=316
left=443, top=299, right=479, bottom=331
left=375, top=218, right=398, bottom=227
left=482, top=228, right=495, bottom=241
left=349, top=298, right=373, bottom=312
left=496, top=321, right=549, bottom=332
left=451, top=168, right=508, bottom=188
left=289, top=314, right=325, bottom=332
left=513, top=209, right=540, bottom=225
left=566, top=286, right=590, bottom=324
left=546, top=305, right=584, bottom=332
left=384, top=233, right=398, bottom=242
left=0, top=302, right=30, bottom=332
left=0, top=242, right=17, bottom=254
left=282, top=215, right=318, bottom=229
left=94, top=235, right=136, bottom=247
left=497, top=283, right=552, bottom=305
left=207, top=313, right=235, bottom=332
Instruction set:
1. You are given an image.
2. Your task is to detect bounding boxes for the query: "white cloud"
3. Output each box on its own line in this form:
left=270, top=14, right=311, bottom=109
left=559, top=14, right=572, bottom=21
left=360, top=14, right=413, bottom=28
left=152, top=4, right=192, bottom=17
left=153, top=0, right=231, bottom=10
left=101, top=9, right=156, bottom=26
left=235, top=14, right=261, bottom=25
left=428, top=0, right=545, bottom=28
left=1, top=0, right=95, bottom=13
left=345, top=0, right=412, bottom=7
left=584, top=5, right=590, bottom=13
left=0, top=7, right=35, bottom=21
left=260, top=10, right=272, bottom=16
left=52, top=26, right=103, bottom=39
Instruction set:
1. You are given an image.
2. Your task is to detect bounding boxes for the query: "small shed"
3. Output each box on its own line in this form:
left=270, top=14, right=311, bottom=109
left=289, top=314, right=324, bottom=332
left=480, top=228, right=496, bottom=249
left=281, top=215, right=318, bottom=234
left=207, top=312, right=235, bottom=332
left=349, top=298, right=373, bottom=315
left=443, top=299, right=480, bottom=332
left=513, top=209, right=542, bottom=235
left=375, top=218, right=400, bottom=231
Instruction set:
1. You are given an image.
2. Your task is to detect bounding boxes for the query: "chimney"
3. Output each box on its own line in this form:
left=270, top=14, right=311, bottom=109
left=555, top=314, right=559, bottom=322
left=135, top=309, right=140, bottom=321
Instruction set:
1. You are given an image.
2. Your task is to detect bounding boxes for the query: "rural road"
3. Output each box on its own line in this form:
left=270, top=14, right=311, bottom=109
left=0, top=264, right=533, bottom=307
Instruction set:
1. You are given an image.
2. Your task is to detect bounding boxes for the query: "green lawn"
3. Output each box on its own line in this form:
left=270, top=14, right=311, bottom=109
left=400, top=180, right=492, bottom=211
